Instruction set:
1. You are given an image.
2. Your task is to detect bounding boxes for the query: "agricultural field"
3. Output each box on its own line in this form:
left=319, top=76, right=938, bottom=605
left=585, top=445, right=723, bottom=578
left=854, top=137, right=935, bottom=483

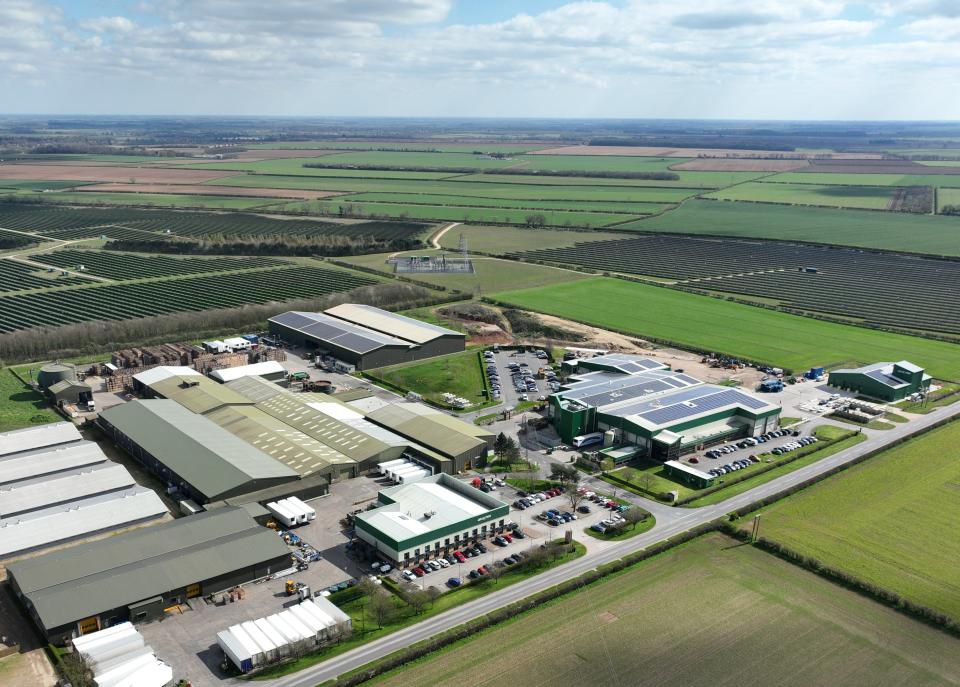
left=437, top=225, right=628, bottom=254
left=22, top=191, right=283, bottom=210
left=366, top=350, right=490, bottom=408
left=619, top=199, right=960, bottom=256
left=508, top=234, right=960, bottom=336
left=491, top=278, right=960, bottom=380
left=937, top=187, right=960, bottom=212
left=0, top=264, right=377, bottom=333
left=0, top=259, right=93, bottom=291
left=705, top=182, right=897, bottom=210
left=370, top=534, right=960, bottom=687
left=250, top=141, right=546, bottom=153
left=32, top=250, right=286, bottom=280
left=750, top=420, right=960, bottom=619
left=764, top=171, right=960, bottom=187
left=331, top=192, right=668, bottom=215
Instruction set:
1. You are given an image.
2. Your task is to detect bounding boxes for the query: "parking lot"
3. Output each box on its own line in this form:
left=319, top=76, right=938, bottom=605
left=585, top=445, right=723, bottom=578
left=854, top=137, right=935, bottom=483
left=483, top=348, right=556, bottom=407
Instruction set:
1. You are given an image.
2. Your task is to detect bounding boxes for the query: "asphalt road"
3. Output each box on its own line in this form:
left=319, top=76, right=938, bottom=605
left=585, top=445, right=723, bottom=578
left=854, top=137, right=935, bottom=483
left=270, top=402, right=960, bottom=687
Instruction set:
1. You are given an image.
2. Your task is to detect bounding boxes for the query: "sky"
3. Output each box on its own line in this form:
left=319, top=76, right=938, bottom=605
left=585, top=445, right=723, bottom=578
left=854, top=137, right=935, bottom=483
left=1, top=0, right=959, bottom=119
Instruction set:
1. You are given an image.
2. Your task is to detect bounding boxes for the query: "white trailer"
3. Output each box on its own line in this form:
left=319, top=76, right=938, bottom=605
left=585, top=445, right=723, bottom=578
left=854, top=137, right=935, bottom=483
left=389, top=464, right=422, bottom=482
left=266, top=501, right=298, bottom=528
left=397, top=468, right=431, bottom=484
left=253, top=617, right=289, bottom=657
left=276, top=497, right=308, bottom=525
left=241, top=620, right=279, bottom=663
left=218, top=626, right=260, bottom=672
left=203, top=340, right=227, bottom=354
left=284, top=495, right=316, bottom=521
left=223, top=337, right=252, bottom=352
left=377, top=458, right=408, bottom=475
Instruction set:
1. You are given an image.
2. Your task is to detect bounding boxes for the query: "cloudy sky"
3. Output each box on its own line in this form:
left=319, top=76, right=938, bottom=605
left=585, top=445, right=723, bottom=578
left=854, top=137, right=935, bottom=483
left=2, top=0, right=958, bottom=119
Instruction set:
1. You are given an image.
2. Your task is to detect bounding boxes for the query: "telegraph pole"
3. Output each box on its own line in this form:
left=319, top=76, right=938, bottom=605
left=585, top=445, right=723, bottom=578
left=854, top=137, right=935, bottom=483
left=751, top=514, right=762, bottom=543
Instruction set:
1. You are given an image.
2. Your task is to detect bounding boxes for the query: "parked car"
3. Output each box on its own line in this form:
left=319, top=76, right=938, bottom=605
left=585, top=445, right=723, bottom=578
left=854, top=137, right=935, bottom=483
left=447, top=577, right=462, bottom=587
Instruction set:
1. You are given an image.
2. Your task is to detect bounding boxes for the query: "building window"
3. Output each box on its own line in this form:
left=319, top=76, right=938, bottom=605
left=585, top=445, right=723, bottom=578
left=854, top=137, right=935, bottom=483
left=404, top=552, right=409, bottom=561
left=414, top=548, right=420, bottom=556
left=472, top=528, right=478, bottom=537
left=444, top=538, right=450, bottom=546
left=134, top=612, right=147, bottom=621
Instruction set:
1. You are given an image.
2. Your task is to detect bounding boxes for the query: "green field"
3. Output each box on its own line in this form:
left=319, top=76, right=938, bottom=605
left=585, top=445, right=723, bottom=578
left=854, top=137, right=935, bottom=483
left=366, top=350, right=490, bottom=407
left=0, top=367, right=59, bottom=432
left=332, top=192, right=668, bottom=215
left=706, top=182, right=896, bottom=209
left=438, top=225, right=628, bottom=254
left=279, top=199, right=638, bottom=228
left=369, top=534, right=960, bottom=687
left=343, top=251, right=586, bottom=296
left=619, top=199, right=960, bottom=256
left=26, top=191, right=281, bottom=210
left=250, top=142, right=548, bottom=153
left=765, top=171, right=960, bottom=187
left=491, top=278, right=960, bottom=379
left=751, top=420, right=960, bottom=619
left=937, top=187, right=960, bottom=211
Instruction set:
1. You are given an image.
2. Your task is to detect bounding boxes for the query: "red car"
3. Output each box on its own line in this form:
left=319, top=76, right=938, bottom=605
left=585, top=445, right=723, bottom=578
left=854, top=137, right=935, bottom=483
left=477, top=565, right=489, bottom=575
left=413, top=567, right=426, bottom=577
left=502, top=533, right=513, bottom=543
left=453, top=551, right=466, bottom=563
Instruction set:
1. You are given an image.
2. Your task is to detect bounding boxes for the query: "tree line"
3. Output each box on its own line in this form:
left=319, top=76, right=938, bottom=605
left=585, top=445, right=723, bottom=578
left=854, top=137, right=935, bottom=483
left=104, top=233, right=424, bottom=257
left=301, top=163, right=679, bottom=180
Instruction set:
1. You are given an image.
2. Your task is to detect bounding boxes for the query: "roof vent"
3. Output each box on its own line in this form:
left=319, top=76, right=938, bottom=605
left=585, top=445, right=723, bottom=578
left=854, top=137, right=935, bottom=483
left=683, top=401, right=697, bottom=408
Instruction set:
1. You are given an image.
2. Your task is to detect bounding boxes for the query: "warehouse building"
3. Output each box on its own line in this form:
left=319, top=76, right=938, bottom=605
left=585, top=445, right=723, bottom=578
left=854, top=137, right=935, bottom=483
left=550, top=355, right=780, bottom=461
left=210, top=360, right=287, bottom=384
left=0, top=421, right=82, bottom=458
left=133, top=366, right=254, bottom=415
left=354, top=474, right=509, bottom=565
left=366, top=402, right=494, bottom=473
left=268, top=305, right=464, bottom=370
left=98, top=400, right=299, bottom=504
left=828, top=360, right=932, bottom=402
left=7, top=507, right=291, bottom=643
left=0, top=439, right=167, bottom=560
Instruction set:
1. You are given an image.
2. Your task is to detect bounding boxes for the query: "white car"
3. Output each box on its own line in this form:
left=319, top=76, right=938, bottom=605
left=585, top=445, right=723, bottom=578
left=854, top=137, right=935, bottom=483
left=437, top=558, right=451, bottom=568
left=402, top=570, right=417, bottom=582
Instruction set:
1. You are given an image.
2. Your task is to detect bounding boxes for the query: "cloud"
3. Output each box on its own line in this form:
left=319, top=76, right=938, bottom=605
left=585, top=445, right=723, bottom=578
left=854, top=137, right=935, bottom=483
left=81, top=16, right=136, bottom=33
left=673, top=11, right=778, bottom=30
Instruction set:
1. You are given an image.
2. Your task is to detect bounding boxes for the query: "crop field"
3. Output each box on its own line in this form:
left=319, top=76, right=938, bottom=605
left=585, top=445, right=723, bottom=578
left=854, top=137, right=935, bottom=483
left=251, top=141, right=546, bottom=153
left=619, top=199, right=960, bottom=256
left=370, top=534, right=960, bottom=687
left=491, top=278, right=960, bottom=379
left=331, top=192, right=668, bottom=215
left=937, top=187, right=960, bottom=211
left=0, top=259, right=92, bottom=291
left=508, top=234, right=960, bottom=336
left=751, top=420, right=960, bottom=619
left=0, top=163, right=233, bottom=184
left=0, top=264, right=376, bottom=333
left=765, top=171, right=960, bottom=187
left=437, top=225, right=628, bottom=254
left=28, top=191, right=283, bottom=210
left=34, top=250, right=286, bottom=280
left=705, top=182, right=897, bottom=210
left=279, top=199, right=637, bottom=228
left=366, top=350, right=489, bottom=407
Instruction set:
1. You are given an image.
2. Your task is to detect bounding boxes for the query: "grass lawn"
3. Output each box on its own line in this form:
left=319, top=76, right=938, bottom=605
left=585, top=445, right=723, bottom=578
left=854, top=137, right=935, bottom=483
left=342, top=251, right=587, bottom=296
left=706, top=182, right=896, bottom=209
left=365, top=350, right=490, bottom=408
left=582, top=512, right=656, bottom=540
left=0, top=367, right=60, bottom=432
left=605, top=459, right=697, bottom=501
left=250, top=540, right=586, bottom=680
left=490, top=277, right=960, bottom=380
left=367, top=533, right=960, bottom=687
left=618, top=199, right=960, bottom=256
left=748, top=420, right=960, bottom=619
left=894, top=383, right=960, bottom=413
left=437, top=224, right=629, bottom=254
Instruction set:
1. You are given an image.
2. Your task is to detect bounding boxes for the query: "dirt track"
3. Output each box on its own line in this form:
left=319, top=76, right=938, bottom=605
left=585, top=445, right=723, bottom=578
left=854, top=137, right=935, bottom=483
left=0, top=164, right=235, bottom=183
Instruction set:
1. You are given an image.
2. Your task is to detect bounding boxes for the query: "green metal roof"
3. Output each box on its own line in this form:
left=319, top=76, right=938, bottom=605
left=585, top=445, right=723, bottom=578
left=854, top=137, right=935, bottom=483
left=99, top=400, right=297, bottom=500
left=149, top=375, right=254, bottom=415
left=8, top=507, right=290, bottom=631
left=47, top=379, right=91, bottom=395
left=366, top=403, right=488, bottom=459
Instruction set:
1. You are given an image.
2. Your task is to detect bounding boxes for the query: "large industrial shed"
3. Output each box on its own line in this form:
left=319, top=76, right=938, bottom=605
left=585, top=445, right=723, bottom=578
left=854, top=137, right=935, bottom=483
left=550, top=355, right=781, bottom=461
left=98, top=400, right=299, bottom=504
left=0, top=421, right=82, bottom=458
left=7, top=507, right=291, bottom=643
left=366, top=402, right=494, bottom=473
left=828, top=360, right=932, bottom=402
left=355, top=474, right=508, bottom=565
left=268, top=305, right=464, bottom=370
left=133, top=366, right=254, bottom=415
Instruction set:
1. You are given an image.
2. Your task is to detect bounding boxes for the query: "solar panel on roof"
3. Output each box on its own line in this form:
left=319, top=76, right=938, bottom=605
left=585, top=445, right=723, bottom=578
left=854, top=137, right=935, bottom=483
left=271, top=312, right=316, bottom=329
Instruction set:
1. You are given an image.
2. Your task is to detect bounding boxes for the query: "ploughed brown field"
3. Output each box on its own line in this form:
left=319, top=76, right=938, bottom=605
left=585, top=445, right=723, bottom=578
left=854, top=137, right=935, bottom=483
left=670, top=158, right=810, bottom=172
left=530, top=145, right=886, bottom=159
left=73, top=183, right=344, bottom=199
left=0, top=164, right=235, bottom=183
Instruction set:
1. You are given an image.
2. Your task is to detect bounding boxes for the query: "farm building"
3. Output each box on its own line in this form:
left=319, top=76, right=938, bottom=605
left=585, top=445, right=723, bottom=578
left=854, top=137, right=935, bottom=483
left=0, top=421, right=82, bottom=457
left=828, top=361, right=932, bottom=402
left=550, top=355, right=780, bottom=461
left=47, top=379, right=93, bottom=405
left=7, top=507, right=291, bottom=643
left=36, top=362, right=78, bottom=390
left=366, top=402, right=494, bottom=473
left=133, top=366, right=253, bottom=415
left=210, top=360, right=287, bottom=383
left=663, top=460, right=716, bottom=489
left=0, top=439, right=167, bottom=560
left=354, top=474, right=509, bottom=565
left=98, top=400, right=299, bottom=504
left=268, top=305, right=464, bottom=370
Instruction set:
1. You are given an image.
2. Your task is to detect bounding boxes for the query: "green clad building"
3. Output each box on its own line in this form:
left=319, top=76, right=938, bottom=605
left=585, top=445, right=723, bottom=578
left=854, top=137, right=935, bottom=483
left=828, top=361, right=932, bottom=402
left=550, top=354, right=781, bottom=461
left=354, top=474, right=508, bottom=565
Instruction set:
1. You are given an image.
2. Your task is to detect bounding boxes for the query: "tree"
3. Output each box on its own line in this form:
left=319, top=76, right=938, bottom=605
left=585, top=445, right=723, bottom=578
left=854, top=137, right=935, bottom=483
left=524, top=213, right=547, bottom=229
left=59, top=653, right=94, bottom=687
left=486, top=562, right=505, bottom=584
left=566, top=487, right=585, bottom=512
left=368, top=591, right=395, bottom=628
left=404, top=586, right=431, bottom=615
left=623, top=505, right=649, bottom=530
left=493, top=432, right=509, bottom=460
left=549, top=462, right=578, bottom=485
left=638, top=472, right=654, bottom=494
left=503, top=439, right=521, bottom=467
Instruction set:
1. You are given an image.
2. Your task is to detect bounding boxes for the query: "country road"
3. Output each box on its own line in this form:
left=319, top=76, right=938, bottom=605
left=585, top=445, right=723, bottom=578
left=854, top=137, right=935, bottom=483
left=269, top=402, right=960, bottom=687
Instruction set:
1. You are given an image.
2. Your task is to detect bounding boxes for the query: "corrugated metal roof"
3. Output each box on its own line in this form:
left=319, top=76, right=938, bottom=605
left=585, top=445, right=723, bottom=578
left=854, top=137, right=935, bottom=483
left=0, top=463, right=135, bottom=518
left=0, top=422, right=82, bottom=458
left=366, top=403, right=486, bottom=458
left=227, top=375, right=287, bottom=403
left=0, top=488, right=167, bottom=560
left=613, top=385, right=775, bottom=429
left=47, top=379, right=91, bottom=395
left=99, top=400, right=297, bottom=500
left=132, top=366, right=201, bottom=387
left=8, top=507, right=287, bottom=631
left=149, top=375, right=254, bottom=415
left=324, top=303, right=463, bottom=345
left=269, top=311, right=411, bottom=354
left=0, top=441, right=108, bottom=486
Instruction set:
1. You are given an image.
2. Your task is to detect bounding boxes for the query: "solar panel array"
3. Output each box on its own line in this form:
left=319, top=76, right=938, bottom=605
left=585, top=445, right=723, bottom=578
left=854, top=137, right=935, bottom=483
left=865, top=369, right=909, bottom=387
left=270, top=311, right=410, bottom=354
left=631, top=387, right=771, bottom=426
